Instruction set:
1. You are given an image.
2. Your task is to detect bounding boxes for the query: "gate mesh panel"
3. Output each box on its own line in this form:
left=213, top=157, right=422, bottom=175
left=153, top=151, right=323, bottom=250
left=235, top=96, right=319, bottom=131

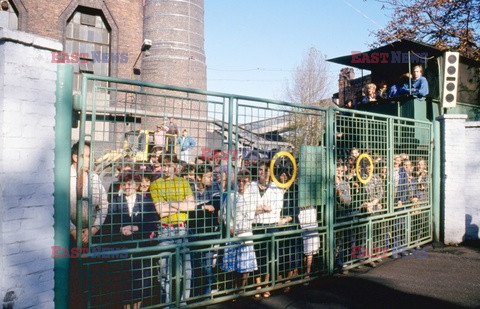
left=69, top=75, right=433, bottom=307
left=333, top=109, right=432, bottom=268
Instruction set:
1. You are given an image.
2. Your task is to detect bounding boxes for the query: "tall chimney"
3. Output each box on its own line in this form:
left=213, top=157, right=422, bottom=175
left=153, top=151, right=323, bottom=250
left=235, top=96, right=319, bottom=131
left=142, top=0, right=206, bottom=90
left=141, top=0, right=207, bottom=153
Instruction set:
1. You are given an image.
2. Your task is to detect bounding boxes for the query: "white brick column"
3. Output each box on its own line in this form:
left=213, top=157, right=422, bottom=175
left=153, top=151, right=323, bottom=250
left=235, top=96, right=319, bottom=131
left=464, top=122, right=480, bottom=241
left=437, top=114, right=467, bottom=244
left=0, top=29, right=61, bottom=308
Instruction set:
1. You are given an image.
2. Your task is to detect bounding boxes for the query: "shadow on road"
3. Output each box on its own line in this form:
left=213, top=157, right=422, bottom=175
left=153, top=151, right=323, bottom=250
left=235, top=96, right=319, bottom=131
left=207, top=274, right=466, bottom=309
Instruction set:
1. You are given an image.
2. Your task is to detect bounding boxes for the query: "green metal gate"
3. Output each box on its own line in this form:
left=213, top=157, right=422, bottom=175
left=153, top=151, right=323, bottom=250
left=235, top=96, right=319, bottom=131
left=332, top=109, right=433, bottom=272
left=61, top=72, right=433, bottom=308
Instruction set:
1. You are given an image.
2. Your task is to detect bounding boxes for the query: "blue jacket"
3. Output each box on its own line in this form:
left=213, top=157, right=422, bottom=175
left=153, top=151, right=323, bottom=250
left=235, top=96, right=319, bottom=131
left=191, top=185, right=221, bottom=235
left=361, top=94, right=381, bottom=105
left=388, top=76, right=429, bottom=98
left=401, top=76, right=429, bottom=97
left=177, top=136, right=196, bottom=151
left=99, top=194, right=158, bottom=246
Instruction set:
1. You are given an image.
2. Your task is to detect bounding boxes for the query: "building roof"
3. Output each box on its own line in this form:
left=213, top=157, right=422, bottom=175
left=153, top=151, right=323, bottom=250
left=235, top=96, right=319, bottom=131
left=327, top=39, right=444, bottom=71
left=328, top=39, right=480, bottom=72
left=240, top=114, right=292, bottom=134
left=211, top=120, right=293, bottom=151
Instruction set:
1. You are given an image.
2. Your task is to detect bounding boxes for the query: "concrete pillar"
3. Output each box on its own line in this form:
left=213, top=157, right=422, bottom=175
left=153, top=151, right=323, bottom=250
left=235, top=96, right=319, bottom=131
left=464, top=122, right=480, bottom=241
left=437, top=114, right=467, bottom=244
left=0, top=28, right=61, bottom=308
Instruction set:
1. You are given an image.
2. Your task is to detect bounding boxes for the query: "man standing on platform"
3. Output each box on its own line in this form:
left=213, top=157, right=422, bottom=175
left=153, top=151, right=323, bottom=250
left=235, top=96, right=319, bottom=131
left=166, top=117, right=178, bottom=154
left=177, top=129, right=196, bottom=163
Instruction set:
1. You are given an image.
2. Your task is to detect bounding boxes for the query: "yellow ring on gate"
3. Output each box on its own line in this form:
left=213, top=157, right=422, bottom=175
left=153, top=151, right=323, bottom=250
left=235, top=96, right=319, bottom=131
left=356, top=153, right=374, bottom=184
left=270, top=151, right=297, bottom=189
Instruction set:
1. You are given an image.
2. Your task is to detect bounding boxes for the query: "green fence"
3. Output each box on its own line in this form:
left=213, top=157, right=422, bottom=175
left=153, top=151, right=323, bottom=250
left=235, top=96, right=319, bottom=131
left=64, top=73, right=433, bottom=308
left=332, top=109, right=432, bottom=272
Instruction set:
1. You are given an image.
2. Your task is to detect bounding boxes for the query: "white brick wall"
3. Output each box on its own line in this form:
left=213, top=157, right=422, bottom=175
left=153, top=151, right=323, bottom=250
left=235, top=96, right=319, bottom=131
left=437, top=115, right=480, bottom=244
left=465, top=122, right=480, bottom=241
left=438, top=114, right=468, bottom=244
left=0, top=29, right=61, bottom=308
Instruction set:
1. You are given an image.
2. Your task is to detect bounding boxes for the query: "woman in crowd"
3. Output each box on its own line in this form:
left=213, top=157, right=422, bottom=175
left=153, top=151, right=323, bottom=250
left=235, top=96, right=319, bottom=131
left=101, top=171, right=158, bottom=308
left=277, top=165, right=302, bottom=292
left=361, top=83, right=380, bottom=105
left=221, top=170, right=267, bottom=294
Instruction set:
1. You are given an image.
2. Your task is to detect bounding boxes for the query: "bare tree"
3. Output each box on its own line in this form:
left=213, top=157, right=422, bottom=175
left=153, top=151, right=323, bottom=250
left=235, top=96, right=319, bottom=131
left=286, top=47, right=331, bottom=106
left=374, top=0, right=480, bottom=61
left=284, top=47, right=331, bottom=153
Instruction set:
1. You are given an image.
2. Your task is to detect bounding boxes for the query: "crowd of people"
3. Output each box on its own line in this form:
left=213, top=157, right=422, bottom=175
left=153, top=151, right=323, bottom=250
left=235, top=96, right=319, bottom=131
left=335, top=147, right=429, bottom=216
left=69, top=128, right=430, bottom=306
left=334, top=145, right=430, bottom=271
left=70, top=141, right=321, bottom=308
left=347, top=65, right=429, bottom=109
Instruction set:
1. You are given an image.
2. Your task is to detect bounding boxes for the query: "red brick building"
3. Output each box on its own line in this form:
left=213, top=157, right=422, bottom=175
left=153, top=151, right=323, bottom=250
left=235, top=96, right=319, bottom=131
left=2, top=0, right=206, bottom=91
left=337, top=67, right=371, bottom=106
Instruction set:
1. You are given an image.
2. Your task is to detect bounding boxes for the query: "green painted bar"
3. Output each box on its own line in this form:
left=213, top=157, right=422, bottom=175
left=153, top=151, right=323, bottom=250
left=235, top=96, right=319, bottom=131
left=387, top=118, right=394, bottom=213
left=54, top=64, right=74, bottom=308
left=76, top=75, right=89, bottom=249
left=326, top=108, right=335, bottom=274
left=225, top=97, right=235, bottom=239
left=80, top=73, right=326, bottom=112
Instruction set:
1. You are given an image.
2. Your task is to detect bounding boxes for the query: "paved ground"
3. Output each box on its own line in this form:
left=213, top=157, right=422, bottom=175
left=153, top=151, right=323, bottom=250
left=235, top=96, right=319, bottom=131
left=207, top=243, right=480, bottom=309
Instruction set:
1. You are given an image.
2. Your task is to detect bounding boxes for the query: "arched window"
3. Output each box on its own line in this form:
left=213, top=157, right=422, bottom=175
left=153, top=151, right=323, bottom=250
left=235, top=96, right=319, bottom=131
left=65, top=9, right=110, bottom=91
left=0, top=0, right=18, bottom=30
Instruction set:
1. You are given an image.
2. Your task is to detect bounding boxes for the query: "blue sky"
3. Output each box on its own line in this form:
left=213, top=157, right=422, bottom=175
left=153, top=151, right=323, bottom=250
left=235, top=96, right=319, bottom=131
left=205, top=0, right=391, bottom=101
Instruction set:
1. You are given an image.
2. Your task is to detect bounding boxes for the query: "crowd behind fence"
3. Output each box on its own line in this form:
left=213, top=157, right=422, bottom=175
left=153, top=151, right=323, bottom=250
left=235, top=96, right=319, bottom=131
left=69, top=76, right=432, bottom=308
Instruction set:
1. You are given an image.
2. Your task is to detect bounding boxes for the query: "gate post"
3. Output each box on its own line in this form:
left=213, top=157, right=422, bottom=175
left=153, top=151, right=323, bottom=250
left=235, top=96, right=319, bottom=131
left=432, top=120, right=441, bottom=242
left=0, top=29, right=61, bottom=308
left=437, top=114, right=467, bottom=244
left=54, top=64, right=74, bottom=308
left=326, top=108, right=335, bottom=274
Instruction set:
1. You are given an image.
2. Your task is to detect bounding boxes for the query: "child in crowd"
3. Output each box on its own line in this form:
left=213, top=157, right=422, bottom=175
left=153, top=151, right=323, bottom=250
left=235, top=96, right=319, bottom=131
left=335, top=161, right=352, bottom=217
left=393, top=154, right=408, bottom=208
left=139, top=173, right=151, bottom=199
left=221, top=170, right=268, bottom=292
left=180, top=162, right=196, bottom=192
left=361, top=159, right=384, bottom=214
left=415, top=157, right=429, bottom=204
left=334, top=160, right=352, bottom=272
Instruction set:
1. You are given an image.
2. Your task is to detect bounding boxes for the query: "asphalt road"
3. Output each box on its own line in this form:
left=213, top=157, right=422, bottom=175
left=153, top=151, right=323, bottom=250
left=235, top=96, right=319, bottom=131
left=207, top=244, right=480, bottom=309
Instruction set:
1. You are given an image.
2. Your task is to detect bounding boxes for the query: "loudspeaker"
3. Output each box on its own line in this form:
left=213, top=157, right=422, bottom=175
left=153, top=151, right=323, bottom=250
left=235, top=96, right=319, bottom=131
left=442, top=51, right=459, bottom=108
